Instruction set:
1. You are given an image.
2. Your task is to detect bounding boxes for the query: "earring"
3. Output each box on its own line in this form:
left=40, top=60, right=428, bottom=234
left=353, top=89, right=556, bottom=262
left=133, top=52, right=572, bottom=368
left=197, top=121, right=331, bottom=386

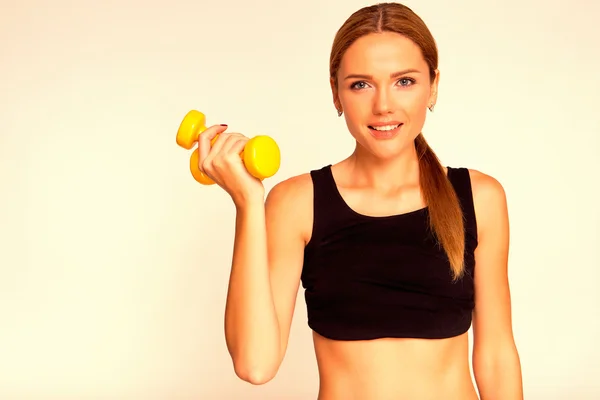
left=337, top=109, right=343, bottom=117
left=428, top=103, right=435, bottom=112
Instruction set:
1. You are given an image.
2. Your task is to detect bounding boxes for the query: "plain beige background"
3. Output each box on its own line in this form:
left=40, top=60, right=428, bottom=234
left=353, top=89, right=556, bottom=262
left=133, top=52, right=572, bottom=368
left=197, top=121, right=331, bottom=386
left=1, top=0, right=599, bottom=398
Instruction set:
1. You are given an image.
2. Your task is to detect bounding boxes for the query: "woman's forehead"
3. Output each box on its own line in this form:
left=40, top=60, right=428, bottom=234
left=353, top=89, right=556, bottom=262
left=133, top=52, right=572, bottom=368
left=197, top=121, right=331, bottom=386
left=339, top=32, right=427, bottom=76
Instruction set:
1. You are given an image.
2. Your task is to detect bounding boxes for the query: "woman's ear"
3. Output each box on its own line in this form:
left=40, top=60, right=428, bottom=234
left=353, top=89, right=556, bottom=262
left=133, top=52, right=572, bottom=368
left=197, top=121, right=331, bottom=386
left=429, top=69, right=440, bottom=107
left=330, top=77, right=341, bottom=111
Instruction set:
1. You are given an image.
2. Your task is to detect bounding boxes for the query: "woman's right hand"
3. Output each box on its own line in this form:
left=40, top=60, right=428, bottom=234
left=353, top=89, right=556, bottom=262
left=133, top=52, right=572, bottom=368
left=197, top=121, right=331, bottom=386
left=197, top=124, right=266, bottom=207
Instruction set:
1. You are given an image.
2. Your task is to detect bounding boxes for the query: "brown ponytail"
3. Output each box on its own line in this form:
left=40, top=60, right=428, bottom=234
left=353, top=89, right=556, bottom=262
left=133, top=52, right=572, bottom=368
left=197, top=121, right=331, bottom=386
left=415, top=134, right=465, bottom=280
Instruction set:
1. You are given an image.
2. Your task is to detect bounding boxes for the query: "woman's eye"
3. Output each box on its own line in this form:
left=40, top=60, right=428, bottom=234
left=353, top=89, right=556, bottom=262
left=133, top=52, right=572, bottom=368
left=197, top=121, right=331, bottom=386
left=351, top=81, right=368, bottom=90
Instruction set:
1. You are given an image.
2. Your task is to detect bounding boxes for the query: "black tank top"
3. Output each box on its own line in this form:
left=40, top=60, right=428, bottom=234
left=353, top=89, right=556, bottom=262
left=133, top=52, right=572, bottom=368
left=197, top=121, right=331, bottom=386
left=301, top=165, right=478, bottom=340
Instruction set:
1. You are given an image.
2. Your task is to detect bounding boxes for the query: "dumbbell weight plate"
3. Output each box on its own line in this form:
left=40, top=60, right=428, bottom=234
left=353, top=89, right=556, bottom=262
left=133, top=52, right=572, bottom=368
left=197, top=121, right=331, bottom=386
left=176, top=110, right=206, bottom=150
left=189, top=148, right=216, bottom=185
left=243, top=135, right=281, bottom=180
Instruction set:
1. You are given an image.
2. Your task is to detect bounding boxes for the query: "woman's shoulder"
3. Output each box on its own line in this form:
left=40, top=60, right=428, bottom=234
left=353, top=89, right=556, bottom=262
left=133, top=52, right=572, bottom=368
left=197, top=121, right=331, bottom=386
left=457, top=167, right=509, bottom=237
left=264, top=170, right=316, bottom=242
left=266, top=163, right=333, bottom=200
left=446, top=166, right=505, bottom=198
left=463, top=168, right=507, bottom=206
left=266, top=171, right=314, bottom=203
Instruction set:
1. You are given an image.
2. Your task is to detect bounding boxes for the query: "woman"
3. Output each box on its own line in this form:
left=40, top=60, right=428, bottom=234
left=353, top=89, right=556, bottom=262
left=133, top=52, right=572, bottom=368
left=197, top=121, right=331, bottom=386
left=198, top=2, right=523, bottom=399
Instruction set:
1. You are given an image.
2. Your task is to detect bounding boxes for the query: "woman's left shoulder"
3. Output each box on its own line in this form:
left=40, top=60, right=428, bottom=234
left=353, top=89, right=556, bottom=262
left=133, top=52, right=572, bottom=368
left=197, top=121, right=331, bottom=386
left=464, top=168, right=509, bottom=230
left=465, top=168, right=506, bottom=198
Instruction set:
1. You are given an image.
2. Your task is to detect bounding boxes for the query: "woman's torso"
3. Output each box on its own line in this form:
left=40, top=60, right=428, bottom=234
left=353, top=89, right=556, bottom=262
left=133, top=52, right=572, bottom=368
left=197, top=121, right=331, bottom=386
left=292, top=161, right=480, bottom=399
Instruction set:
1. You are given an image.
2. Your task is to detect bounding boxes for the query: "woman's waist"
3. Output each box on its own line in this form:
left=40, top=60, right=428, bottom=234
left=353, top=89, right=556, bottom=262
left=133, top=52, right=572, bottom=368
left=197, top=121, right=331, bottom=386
left=313, top=331, right=477, bottom=399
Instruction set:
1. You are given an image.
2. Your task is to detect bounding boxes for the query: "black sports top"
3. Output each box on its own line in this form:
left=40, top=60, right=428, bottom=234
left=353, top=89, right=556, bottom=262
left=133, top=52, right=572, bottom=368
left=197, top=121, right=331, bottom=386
left=300, top=165, right=478, bottom=341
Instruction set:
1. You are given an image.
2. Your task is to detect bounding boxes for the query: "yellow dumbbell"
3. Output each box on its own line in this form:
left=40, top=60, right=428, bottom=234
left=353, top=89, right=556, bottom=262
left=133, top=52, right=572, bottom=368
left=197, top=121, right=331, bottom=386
left=176, top=110, right=281, bottom=185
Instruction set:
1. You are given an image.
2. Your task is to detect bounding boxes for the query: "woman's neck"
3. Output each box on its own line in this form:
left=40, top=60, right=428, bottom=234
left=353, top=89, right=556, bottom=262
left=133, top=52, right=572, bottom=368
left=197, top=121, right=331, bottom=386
left=341, top=142, right=421, bottom=191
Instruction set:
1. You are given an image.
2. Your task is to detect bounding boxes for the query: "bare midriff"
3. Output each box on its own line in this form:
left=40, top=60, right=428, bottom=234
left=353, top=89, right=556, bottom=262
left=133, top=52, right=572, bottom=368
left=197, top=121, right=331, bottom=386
left=312, top=331, right=479, bottom=400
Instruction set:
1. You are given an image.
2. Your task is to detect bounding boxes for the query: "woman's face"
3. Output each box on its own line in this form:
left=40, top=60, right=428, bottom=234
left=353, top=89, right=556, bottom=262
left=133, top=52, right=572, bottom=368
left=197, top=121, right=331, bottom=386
left=332, top=31, right=439, bottom=160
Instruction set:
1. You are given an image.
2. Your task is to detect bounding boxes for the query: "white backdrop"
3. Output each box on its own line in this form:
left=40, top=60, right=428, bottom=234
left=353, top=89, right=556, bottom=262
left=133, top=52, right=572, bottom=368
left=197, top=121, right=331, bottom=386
left=1, top=0, right=599, bottom=398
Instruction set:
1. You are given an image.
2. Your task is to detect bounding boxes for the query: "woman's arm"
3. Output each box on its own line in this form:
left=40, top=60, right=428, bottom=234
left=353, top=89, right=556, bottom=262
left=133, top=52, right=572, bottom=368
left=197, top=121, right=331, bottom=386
left=470, top=169, right=524, bottom=399
left=224, top=175, right=310, bottom=385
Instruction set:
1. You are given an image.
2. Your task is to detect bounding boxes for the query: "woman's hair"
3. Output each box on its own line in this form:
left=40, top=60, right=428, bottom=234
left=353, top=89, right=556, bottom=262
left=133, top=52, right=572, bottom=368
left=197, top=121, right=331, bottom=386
left=329, top=2, right=466, bottom=280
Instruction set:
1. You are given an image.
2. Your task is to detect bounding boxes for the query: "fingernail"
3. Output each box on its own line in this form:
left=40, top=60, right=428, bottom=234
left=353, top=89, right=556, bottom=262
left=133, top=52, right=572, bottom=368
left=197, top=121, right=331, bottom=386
left=220, top=124, right=227, bottom=126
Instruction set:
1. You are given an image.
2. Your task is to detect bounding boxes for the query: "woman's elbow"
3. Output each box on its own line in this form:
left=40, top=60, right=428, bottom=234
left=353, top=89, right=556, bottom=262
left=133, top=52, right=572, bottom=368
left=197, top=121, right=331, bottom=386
left=233, top=362, right=278, bottom=385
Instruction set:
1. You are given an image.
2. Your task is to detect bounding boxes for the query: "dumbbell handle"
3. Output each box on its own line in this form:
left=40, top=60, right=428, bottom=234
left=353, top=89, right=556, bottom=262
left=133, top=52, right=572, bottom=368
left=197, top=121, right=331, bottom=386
left=188, top=134, right=279, bottom=185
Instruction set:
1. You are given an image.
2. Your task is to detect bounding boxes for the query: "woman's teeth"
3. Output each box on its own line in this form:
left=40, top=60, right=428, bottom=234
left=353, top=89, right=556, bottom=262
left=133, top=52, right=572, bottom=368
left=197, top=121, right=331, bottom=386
left=370, top=124, right=401, bottom=131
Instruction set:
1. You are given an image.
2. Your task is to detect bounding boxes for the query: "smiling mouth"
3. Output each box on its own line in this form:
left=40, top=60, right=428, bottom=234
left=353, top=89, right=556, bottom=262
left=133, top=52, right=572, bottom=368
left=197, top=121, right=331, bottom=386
left=368, top=124, right=402, bottom=131
left=367, top=123, right=403, bottom=139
